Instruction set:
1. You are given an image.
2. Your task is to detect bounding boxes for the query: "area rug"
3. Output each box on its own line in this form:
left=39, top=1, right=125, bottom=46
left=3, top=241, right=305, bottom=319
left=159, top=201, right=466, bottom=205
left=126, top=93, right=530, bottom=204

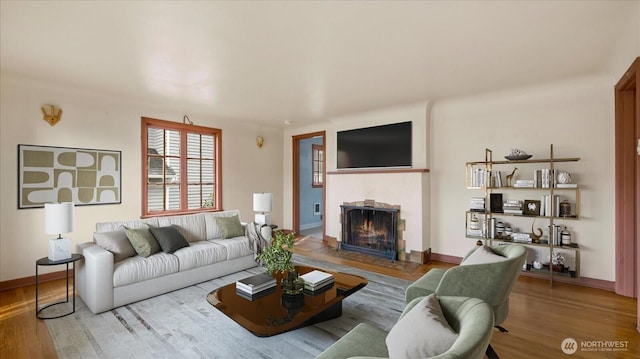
left=46, top=254, right=410, bottom=358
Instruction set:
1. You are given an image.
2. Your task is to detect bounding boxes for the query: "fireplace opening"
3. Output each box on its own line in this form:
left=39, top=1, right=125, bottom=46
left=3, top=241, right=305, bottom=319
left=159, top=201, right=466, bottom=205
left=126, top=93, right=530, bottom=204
left=340, top=204, right=398, bottom=260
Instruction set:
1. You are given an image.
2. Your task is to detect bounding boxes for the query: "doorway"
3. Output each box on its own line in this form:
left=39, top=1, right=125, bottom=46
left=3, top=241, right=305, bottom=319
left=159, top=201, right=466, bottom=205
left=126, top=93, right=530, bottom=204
left=292, top=131, right=326, bottom=239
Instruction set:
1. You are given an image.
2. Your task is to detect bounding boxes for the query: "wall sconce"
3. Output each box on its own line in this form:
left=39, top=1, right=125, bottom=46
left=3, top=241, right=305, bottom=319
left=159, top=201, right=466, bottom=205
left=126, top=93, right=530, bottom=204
left=41, top=105, right=63, bottom=126
left=256, top=136, right=264, bottom=148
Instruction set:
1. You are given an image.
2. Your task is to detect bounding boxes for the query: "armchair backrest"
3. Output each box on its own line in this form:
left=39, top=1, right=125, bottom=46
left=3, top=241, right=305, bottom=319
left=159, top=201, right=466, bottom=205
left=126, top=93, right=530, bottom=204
left=434, top=244, right=527, bottom=325
left=400, top=296, right=495, bottom=359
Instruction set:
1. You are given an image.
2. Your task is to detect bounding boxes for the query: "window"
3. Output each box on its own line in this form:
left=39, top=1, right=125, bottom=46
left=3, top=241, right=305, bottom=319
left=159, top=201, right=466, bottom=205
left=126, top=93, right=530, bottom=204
left=141, top=117, right=221, bottom=217
left=312, top=144, right=323, bottom=188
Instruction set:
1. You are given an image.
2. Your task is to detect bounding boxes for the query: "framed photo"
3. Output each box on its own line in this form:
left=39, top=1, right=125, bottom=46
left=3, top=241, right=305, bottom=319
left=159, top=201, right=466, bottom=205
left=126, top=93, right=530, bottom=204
left=18, top=144, right=121, bottom=208
left=490, top=193, right=503, bottom=213
left=524, top=200, right=541, bottom=216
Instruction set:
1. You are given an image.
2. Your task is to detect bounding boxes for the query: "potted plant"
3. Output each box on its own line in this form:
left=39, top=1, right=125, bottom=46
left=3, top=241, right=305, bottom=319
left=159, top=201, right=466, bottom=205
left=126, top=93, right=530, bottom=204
left=257, top=230, right=304, bottom=294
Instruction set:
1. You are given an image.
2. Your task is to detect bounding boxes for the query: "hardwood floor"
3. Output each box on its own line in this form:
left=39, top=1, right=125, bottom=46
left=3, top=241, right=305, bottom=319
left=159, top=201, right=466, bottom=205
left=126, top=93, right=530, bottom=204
left=1, top=237, right=638, bottom=358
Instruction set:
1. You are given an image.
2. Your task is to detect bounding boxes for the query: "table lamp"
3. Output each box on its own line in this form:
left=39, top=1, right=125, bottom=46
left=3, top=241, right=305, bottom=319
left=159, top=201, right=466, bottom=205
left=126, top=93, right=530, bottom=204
left=253, top=193, right=272, bottom=225
left=45, top=202, right=74, bottom=261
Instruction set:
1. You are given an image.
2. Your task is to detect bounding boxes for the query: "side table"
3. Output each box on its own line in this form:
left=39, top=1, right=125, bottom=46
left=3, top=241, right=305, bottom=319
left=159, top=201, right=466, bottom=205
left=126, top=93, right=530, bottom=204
left=35, top=253, right=83, bottom=319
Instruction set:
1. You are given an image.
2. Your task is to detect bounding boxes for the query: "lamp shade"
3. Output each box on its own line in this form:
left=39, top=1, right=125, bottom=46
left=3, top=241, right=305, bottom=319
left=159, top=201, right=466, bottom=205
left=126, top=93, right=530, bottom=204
left=45, top=202, right=74, bottom=235
left=253, top=193, right=273, bottom=212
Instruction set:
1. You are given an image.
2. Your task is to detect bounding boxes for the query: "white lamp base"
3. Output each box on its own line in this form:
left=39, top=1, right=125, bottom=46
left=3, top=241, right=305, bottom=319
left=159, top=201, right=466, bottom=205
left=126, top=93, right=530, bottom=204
left=48, top=237, right=71, bottom=261
left=255, top=213, right=271, bottom=226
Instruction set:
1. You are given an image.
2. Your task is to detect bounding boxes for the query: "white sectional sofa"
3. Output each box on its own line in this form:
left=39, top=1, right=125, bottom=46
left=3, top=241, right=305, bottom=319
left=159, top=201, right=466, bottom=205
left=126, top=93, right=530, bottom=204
left=76, top=210, right=258, bottom=314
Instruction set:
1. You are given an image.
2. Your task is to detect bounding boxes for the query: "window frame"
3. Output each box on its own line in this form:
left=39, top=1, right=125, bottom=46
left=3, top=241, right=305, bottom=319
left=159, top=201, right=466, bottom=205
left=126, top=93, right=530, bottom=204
left=312, top=143, right=324, bottom=188
left=141, top=117, right=222, bottom=217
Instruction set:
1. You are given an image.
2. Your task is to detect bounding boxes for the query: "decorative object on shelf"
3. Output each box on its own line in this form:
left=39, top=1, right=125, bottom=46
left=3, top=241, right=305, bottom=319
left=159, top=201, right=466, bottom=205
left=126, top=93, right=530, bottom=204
left=253, top=192, right=273, bottom=225
left=561, top=228, right=572, bottom=245
left=533, top=261, right=544, bottom=270
left=550, top=251, right=565, bottom=272
left=524, top=200, right=541, bottom=216
left=490, top=193, right=503, bottom=213
left=557, top=171, right=572, bottom=184
left=44, top=202, right=74, bottom=261
left=531, top=219, right=543, bottom=244
left=495, top=221, right=505, bottom=239
left=559, top=200, right=572, bottom=217
left=469, top=214, right=480, bottom=231
left=257, top=230, right=303, bottom=293
left=41, top=104, right=63, bottom=126
left=505, top=167, right=518, bottom=187
left=505, top=148, right=532, bottom=161
left=256, top=136, right=264, bottom=148
left=504, top=226, right=513, bottom=240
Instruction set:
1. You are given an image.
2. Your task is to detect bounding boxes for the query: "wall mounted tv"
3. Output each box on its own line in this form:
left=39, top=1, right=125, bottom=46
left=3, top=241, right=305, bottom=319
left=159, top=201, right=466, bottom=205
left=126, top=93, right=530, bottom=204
left=337, top=121, right=412, bottom=170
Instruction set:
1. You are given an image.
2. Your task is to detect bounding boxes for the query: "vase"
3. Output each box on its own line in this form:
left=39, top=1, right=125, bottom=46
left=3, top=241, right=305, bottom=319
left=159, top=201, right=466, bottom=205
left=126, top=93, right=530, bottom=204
left=281, top=271, right=305, bottom=295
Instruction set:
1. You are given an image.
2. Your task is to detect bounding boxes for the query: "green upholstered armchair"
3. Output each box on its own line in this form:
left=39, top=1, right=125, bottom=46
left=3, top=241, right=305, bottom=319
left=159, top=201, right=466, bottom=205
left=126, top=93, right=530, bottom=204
left=315, top=296, right=494, bottom=359
left=405, top=244, right=527, bottom=329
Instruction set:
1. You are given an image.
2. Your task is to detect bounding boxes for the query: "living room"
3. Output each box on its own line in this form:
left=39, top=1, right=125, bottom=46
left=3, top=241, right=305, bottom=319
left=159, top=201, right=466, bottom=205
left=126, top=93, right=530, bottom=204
left=1, top=1, right=639, bottom=358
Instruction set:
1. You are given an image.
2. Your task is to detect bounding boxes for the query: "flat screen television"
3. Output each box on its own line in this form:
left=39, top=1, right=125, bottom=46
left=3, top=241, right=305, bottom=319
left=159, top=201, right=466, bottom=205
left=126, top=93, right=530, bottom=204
left=337, top=121, right=412, bottom=169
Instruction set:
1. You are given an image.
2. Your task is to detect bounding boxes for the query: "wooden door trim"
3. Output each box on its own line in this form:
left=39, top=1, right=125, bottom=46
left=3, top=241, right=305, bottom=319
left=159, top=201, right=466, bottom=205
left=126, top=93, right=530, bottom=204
left=614, top=57, right=639, bottom=299
left=292, top=131, right=326, bottom=238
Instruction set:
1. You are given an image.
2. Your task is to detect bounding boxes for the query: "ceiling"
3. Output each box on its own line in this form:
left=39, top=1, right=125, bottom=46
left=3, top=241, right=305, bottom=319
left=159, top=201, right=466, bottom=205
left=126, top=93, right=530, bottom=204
left=1, top=1, right=636, bottom=127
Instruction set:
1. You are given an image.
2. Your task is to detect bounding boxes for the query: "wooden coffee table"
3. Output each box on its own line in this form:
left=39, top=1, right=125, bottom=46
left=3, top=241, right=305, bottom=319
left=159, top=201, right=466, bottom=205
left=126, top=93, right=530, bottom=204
left=207, top=265, right=367, bottom=337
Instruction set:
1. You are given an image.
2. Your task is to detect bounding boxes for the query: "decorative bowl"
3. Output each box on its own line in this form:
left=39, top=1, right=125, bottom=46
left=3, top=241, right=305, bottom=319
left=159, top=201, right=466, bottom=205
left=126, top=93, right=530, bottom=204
left=504, top=155, right=532, bottom=161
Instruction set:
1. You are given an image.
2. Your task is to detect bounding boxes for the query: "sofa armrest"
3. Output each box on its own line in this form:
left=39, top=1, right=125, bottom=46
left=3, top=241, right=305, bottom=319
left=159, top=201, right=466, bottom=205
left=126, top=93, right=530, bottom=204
left=76, top=242, right=115, bottom=314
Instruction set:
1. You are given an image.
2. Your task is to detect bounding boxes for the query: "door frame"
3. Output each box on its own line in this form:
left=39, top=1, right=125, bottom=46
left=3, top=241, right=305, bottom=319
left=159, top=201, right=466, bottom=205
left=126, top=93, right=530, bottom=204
left=292, top=131, right=326, bottom=238
left=614, top=57, right=639, bottom=307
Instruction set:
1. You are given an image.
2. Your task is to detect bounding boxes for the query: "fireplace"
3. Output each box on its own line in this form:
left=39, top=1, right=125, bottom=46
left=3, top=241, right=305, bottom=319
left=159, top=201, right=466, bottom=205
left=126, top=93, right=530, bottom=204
left=340, top=201, right=399, bottom=260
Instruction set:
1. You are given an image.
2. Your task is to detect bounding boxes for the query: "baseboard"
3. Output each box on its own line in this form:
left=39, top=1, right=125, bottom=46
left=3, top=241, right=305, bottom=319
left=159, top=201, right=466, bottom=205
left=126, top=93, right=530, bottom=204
left=0, top=269, right=72, bottom=291
left=429, top=252, right=615, bottom=291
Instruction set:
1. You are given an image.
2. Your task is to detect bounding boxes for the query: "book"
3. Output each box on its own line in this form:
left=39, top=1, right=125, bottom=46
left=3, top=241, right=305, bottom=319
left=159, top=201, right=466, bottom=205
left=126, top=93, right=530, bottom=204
left=556, top=183, right=578, bottom=188
left=303, top=282, right=334, bottom=295
left=236, top=286, right=276, bottom=301
left=300, top=270, right=334, bottom=287
left=236, top=273, right=276, bottom=294
left=304, top=277, right=334, bottom=290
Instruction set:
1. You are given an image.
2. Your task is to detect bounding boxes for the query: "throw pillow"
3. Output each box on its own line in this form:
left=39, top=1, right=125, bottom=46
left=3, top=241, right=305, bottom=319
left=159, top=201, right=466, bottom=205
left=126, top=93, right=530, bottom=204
left=149, top=225, right=189, bottom=253
left=385, top=294, right=459, bottom=358
left=93, top=230, right=136, bottom=262
left=123, top=225, right=161, bottom=257
left=460, top=245, right=508, bottom=266
left=215, top=215, right=244, bottom=239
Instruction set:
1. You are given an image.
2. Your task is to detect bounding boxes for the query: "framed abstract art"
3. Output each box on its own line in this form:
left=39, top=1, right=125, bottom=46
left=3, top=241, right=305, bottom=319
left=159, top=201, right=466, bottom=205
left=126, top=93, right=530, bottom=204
left=18, top=144, right=121, bottom=208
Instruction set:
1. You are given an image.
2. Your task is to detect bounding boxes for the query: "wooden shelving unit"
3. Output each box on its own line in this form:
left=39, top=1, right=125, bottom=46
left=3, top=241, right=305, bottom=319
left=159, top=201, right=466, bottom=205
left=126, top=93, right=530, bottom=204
left=464, top=144, right=581, bottom=287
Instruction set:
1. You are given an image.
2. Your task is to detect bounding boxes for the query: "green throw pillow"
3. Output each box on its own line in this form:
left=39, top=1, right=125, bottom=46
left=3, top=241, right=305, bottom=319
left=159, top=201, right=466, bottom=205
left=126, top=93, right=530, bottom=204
left=124, top=225, right=161, bottom=257
left=215, top=215, right=244, bottom=239
left=149, top=225, right=189, bottom=253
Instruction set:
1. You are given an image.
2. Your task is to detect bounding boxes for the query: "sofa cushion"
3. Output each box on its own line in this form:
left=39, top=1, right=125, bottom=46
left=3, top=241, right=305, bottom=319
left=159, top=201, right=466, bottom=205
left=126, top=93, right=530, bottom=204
left=96, top=217, right=159, bottom=233
left=461, top=245, right=508, bottom=266
left=93, top=230, right=136, bottom=262
left=150, top=225, right=189, bottom=253
left=209, top=237, right=253, bottom=260
left=385, top=294, right=459, bottom=358
left=203, top=210, right=241, bottom=239
left=124, top=225, right=161, bottom=257
left=113, top=252, right=179, bottom=287
left=156, top=213, right=206, bottom=243
left=215, top=215, right=244, bottom=239
left=173, top=240, right=228, bottom=271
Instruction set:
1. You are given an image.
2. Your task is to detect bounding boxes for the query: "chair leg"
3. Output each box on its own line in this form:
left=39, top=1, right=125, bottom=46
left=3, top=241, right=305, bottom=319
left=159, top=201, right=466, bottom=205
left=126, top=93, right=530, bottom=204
left=495, top=325, right=508, bottom=333
left=486, top=344, right=500, bottom=359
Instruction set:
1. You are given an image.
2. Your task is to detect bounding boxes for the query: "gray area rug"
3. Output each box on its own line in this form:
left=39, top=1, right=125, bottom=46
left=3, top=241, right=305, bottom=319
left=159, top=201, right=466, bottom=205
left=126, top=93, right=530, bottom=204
left=46, top=254, right=409, bottom=358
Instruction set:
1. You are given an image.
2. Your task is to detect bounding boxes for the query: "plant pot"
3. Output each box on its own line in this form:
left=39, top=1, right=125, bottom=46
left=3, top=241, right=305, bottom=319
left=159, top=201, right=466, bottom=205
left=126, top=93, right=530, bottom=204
left=281, top=271, right=305, bottom=295
left=552, top=264, right=564, bottom=272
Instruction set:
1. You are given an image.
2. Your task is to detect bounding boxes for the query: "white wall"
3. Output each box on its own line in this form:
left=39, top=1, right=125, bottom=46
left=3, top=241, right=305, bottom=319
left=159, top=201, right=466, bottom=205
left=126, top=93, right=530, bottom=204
left=0, top=73, right=283, bottom=281
left=430, top=74, right=615, bottom=281
left=284, top=102, right=431, bottom=253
